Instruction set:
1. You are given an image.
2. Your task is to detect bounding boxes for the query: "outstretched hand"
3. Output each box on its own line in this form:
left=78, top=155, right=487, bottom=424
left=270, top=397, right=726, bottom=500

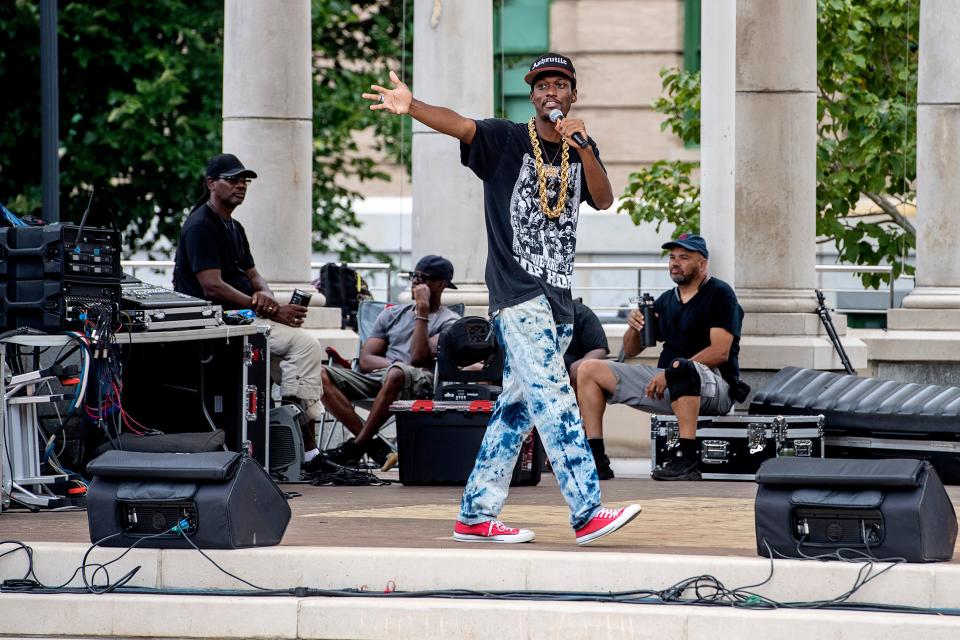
left=362, top=70, right=412, bottom=115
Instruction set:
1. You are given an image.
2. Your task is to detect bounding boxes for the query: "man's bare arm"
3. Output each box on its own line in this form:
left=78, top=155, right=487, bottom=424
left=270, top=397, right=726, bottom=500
left=689, top=327, right=735, bottom=369
left=362, top=70, right=476, bottom=144
left=196, top=269, right=256, bottom=309
left=554, top=117, right=614, bottom=209
left=359, top=337, right=391, bottom=373
left=622, top=308, right=648, bottom=358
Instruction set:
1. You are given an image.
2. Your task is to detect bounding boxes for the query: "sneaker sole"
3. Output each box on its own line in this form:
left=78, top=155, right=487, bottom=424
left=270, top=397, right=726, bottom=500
left=576, top=504, right=642, bottom=546
left=452, top=531, right=536, bottom=544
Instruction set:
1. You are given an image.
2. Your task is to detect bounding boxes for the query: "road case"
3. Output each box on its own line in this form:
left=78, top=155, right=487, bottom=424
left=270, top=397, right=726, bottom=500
left=651, top=413, right=825, bottom=480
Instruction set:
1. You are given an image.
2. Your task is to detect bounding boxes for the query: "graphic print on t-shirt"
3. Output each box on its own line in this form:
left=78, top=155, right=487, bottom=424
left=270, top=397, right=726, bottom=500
left=509, top=153, right=582, bottom=290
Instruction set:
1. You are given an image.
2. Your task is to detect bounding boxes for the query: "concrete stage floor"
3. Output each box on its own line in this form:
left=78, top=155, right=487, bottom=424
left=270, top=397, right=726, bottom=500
left=4, top=468, right=959, bottom=560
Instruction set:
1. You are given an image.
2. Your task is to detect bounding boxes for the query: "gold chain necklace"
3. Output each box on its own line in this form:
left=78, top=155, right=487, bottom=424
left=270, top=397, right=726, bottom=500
left=527, top=118, right=570, bottom=220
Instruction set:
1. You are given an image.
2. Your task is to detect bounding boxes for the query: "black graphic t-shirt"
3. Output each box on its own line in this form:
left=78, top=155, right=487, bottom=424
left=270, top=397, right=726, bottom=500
left=652, top=277, right=744, bottom=383
left=173, top=203, right=255, bottom=307
left=564, top=301, right=610, bottom=371
left=460, top=118, right=605, bottom=323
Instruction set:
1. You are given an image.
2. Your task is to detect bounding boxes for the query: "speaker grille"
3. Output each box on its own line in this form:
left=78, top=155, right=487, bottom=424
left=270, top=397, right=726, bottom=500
left=270, top=423, right=297, bottom=467
left=118, top=501, right=198, bottom=537
left=792, top=508, right=884, bottom=546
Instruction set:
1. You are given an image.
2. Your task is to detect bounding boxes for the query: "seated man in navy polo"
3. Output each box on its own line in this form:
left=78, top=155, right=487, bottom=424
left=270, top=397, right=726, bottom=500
left=575, top=235, right=745, bottom=481
left=315, top=255, right=461, bottom=470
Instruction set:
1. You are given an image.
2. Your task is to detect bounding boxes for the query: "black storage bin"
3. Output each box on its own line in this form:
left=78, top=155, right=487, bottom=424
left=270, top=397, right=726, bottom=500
left=391, top=400, right=543, bottom=486
left=754, top=457, right=957, bottom=563
left=86, top=450, right=290, bottom=549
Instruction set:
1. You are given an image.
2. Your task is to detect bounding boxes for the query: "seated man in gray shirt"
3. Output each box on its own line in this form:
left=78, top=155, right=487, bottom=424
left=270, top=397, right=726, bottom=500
left=313, top=255, right=461, bottom=471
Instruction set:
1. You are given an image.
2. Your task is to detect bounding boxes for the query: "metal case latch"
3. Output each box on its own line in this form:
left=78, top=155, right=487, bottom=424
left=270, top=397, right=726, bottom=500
left=664, top=423, right=680, bottom=449
left=747, top=423, right=766, bottom=454
left=701, top=440, right=730, bottom=464
left=793, top=439, right=813, bottom=457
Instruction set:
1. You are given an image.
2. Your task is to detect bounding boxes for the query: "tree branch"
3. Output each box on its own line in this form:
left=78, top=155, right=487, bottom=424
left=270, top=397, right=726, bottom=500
left=863, top=191, right=916, bottom=236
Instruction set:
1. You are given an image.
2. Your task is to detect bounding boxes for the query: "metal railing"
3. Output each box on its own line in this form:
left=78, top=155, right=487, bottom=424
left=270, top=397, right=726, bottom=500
left=120, top=260, right=908, bottom=313
left=120, top=260, right=394, bottom=299
left=813, top=264, right=900, bottom=312
left=570, top=263, right=904, bottom=314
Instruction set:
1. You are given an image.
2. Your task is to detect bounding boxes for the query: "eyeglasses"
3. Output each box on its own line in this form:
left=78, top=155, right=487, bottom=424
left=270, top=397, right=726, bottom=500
left=219, top=176, right=252, bottom=185
left=409, top=271, right=443, bottom=284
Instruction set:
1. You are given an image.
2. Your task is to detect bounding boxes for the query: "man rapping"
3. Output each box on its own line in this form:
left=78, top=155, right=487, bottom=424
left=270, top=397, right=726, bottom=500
left=363, top=54, right=640, bottom=545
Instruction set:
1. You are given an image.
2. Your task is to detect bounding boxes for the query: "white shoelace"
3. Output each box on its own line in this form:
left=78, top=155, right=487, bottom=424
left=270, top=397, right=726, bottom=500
left=594, top=507, right=621, bottom=520
left=488, top=521, right=515, bottom=534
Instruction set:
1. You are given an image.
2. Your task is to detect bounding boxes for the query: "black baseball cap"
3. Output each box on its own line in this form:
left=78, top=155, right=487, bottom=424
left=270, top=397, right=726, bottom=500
left=662, top=233, right=709, bottom=258
left=205, top=153, right=258, bottom=179
left=414, top=254, right=457, bottom=289
left=524, top=53, right=577, bottom=86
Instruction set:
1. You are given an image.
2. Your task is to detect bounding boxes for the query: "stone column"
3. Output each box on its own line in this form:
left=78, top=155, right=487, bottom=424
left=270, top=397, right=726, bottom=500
left=731, top=0, right=865, bottom=378
left=222, top=0, right=313, bottom=290
left=863, top=0, right=960, bottom=384
left=892, top=0, right=960, bottom=323
left=411, top=0, right=491, bottom=308
left=699, top=0, right=736, bottom=284
left=734, top=0, right=817, bottom=314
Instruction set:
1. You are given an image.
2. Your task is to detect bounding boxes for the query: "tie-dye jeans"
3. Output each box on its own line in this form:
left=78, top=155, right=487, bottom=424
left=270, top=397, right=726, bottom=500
left=458, top=295, right=602, bottom=530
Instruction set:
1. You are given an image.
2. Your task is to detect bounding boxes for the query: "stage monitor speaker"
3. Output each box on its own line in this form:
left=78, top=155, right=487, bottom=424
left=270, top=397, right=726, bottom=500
left=268, top=405, right=304, bottom=482
left=755, top=457, right=957, bottom=563
left=86, top=450, right=290, bottom=549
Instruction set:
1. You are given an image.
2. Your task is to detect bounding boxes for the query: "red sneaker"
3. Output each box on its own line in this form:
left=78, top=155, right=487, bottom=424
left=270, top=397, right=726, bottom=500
left=453, top=520, right=535, bottom=543
left=575, top=504, right=642, bottom=545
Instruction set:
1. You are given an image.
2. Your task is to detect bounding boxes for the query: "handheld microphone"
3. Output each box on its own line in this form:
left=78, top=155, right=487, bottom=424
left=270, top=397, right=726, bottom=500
left=548, top=109, right=589, bottom=148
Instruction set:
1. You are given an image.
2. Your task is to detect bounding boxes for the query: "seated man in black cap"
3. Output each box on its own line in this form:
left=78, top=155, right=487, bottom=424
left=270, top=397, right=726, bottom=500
left=316, top=255, right=461, bottom=469
left=575, top=234, right=745, bottom=481
left=174, top=153, right=326, bottom=465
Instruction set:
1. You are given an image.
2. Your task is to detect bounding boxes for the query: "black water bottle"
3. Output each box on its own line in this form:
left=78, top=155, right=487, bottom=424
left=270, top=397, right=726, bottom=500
left=639, top=293, right=656, bottom=347
left=290, top=288, right=312, bottom=307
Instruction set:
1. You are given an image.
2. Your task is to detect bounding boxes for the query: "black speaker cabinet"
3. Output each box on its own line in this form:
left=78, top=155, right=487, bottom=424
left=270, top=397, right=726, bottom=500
left=86, top=450, right=290, bottom=549
left=755, top=458, right=957, bottom=562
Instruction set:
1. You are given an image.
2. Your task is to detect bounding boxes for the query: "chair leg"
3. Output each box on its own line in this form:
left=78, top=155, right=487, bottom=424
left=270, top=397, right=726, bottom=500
left=316, top=406, right=344, bottom=450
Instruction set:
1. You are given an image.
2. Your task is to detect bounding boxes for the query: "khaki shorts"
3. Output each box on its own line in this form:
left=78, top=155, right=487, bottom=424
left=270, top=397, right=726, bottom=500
left=606, top=361, right=733, bottom=416
left=322, top=362, right=435, bottom=401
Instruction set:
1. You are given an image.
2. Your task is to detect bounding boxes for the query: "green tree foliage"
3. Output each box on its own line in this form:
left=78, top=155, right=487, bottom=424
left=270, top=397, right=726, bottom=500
left=619, top=0, right=918, bottom=288
left=0, top=1, right=224, bottom=254
left=0, top=0, right=410, bottom=260
left=618, top=67, right=701, bottom=236
left=311, top=1, right=411, bottom=261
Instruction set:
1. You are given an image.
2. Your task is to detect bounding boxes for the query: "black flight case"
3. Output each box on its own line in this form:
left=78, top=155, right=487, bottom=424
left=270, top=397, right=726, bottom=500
left=651, top=413, right=825, bottom=480
left=750, top=366, right=960, bottom=484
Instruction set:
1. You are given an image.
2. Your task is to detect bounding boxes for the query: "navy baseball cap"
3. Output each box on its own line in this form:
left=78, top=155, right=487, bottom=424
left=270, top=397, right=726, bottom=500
left=205, top=153, right=258, bottom=179
left=662, top=233, right=709, bottom=258
left=414, top=254, right=457, bottom=289
left=524, top=53, right=577, bottom=86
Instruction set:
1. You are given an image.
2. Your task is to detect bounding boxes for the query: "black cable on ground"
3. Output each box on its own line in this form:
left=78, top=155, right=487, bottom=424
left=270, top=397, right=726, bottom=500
left=2, top=536, right=958, bottom=618
left=304, top=458, right=394, bottom=486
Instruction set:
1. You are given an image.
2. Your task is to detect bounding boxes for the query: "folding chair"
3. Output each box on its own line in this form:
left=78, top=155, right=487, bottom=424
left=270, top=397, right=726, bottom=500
left=316, top=300, right=389, bottom=450
left=316, top=301, right=466, bottom=453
